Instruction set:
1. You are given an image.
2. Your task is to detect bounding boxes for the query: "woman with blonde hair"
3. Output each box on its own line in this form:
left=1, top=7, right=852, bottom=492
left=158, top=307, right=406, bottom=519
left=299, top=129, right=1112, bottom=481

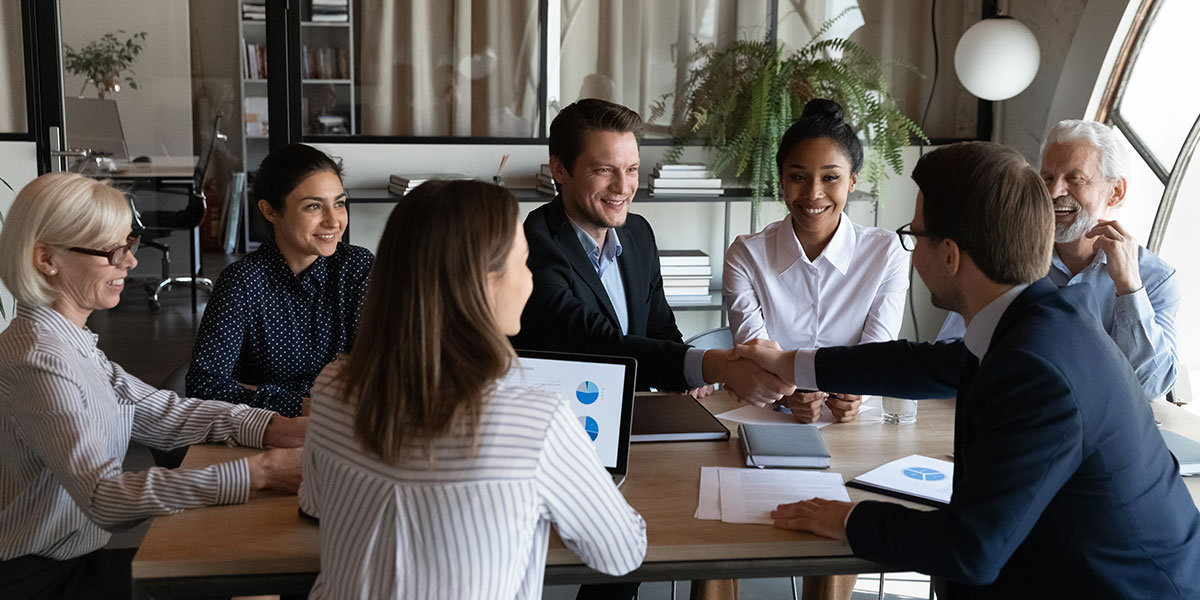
left=300, top=180, right=646, bottom=599
left=0, top=173, right=305, bottom=600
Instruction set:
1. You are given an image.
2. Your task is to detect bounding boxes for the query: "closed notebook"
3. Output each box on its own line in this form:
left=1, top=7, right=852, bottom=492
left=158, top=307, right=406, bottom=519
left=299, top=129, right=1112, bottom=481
left=738, top=423, right=830, bottom=468
left=1162, top=430, right=1200, bottom=476
left=631, top=393, right=729, bottom=442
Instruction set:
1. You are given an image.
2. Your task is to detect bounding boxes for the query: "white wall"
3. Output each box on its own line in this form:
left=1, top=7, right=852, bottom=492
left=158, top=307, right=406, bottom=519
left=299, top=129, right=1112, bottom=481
left=59, top=0, right=193, bottom=158
left=317, top=142, right=947, bottom=342
left=0, top=141, right=40, bottom=328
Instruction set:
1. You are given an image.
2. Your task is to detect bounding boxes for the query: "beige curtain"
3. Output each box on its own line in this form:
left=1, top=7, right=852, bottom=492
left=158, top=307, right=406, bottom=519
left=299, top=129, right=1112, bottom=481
left=0, top=0, right=27, bottom=133
left=359, top=0, right=540, bottom=136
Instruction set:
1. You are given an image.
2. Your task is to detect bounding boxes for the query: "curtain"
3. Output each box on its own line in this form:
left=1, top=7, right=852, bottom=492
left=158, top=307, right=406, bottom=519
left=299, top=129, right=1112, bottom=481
left=359, top=0, right=540, bottom=137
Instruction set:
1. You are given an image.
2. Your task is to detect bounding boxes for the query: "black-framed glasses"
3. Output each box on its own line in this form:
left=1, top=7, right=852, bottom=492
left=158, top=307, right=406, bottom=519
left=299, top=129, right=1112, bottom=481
left=68, top=235, right=141, bottom=266
left=895, top=224, right=939, bottom=251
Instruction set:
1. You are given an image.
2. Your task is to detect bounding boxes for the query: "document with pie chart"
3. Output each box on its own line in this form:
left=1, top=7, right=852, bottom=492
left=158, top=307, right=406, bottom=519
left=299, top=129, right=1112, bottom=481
left=848, top=454, right=954, bottom=506
left=502, top=357, right=628, bottom=469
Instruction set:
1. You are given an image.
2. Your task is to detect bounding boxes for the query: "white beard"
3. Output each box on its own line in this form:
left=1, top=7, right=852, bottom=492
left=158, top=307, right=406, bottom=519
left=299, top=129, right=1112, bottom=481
left=1054, top=196, right=1101, bottom=244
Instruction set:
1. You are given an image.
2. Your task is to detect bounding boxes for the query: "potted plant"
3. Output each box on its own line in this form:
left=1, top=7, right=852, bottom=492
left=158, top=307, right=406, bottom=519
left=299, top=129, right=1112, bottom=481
left=654, top=8, right=924, bottom=212
left=64, top=30, right=148, bottom=99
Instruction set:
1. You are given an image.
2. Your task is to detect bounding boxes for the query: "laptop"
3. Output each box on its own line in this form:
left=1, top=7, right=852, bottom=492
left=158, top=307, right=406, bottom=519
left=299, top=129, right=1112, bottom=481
left=64, top=97, right=130, bottom=161
left=505, top=350, right=637, bottom=487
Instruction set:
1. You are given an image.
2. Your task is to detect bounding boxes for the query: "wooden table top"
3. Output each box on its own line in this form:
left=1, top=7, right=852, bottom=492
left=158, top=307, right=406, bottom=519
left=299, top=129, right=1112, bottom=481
left=131, top=393, right=1200, bottom=584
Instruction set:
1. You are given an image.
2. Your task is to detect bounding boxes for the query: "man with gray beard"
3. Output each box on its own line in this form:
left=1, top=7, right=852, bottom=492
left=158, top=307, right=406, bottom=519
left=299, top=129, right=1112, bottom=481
left=938, top=120, right=1179, bottom=400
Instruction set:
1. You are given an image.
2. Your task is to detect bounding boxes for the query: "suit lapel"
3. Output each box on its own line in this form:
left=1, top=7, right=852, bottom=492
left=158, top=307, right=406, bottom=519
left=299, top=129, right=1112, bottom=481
left=545, top=197, right=622, bottom=328
left=616, top=223, right=649, bottom=336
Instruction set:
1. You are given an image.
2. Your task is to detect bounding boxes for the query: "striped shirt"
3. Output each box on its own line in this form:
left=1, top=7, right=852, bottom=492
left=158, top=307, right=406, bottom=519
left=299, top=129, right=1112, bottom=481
left=300, top=362, right=647, bottom=600
left=0, top=304, right=275, bottom=560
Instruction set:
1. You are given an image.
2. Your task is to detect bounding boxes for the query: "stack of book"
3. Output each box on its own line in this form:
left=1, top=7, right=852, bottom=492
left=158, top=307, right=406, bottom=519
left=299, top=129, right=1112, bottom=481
left=536, top=164, right=557, bottom=196
left=243, top=43, right=268, bottom=79
left=659, top=250, right=712, bottom=302
left=300, top=46, right=350, bottom=80
left=388, top=174, right=474, bottom=196
left=242, top=0, right=265, bottom=20
left=310, top=0, right=349, bottom=22
left=649, top=163, right=723, bottom=197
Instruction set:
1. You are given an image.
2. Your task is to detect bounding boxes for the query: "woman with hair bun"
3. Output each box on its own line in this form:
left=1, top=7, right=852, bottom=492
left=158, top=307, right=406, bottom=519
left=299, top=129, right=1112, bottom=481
left=724, top=98, right=910, bottom=424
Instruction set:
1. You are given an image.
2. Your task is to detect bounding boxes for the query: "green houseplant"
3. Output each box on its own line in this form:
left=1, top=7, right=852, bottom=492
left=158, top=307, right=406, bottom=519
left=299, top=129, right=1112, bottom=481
left=655, top=8, right=924, bottom=210
left=64, top=30, right=148, bottom=99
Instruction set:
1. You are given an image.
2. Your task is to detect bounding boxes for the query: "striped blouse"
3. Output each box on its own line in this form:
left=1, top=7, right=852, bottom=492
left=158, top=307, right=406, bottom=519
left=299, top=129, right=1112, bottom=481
left=300, top=361, right=647, bottom=600
left=0, top=304, right=275, bottom=560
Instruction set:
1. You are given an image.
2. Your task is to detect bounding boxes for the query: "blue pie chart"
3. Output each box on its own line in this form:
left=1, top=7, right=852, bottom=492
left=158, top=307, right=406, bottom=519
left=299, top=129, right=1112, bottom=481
left=579, top=416, right=600, bottom=441
left=903, top=467, right=946, bottom=481
left=575, top=381, right=600, bottom=405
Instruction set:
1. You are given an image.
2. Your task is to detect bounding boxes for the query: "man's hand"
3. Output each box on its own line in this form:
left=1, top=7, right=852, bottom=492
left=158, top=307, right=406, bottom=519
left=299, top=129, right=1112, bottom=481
left=687, top=385, right=716, bottom=399
left=701, top=349, right=795, bottom=407
left=771, top=498, right=856, bottom=541
left=728, top=343, right=797, bottom=387
left=1086, top=219, right=1142, bottom=295
left=263, top=415, right=308, bottom=448
left=826, top=393, right=863, bottom=423
left=247, top=447, right=303, bottom=493
left=782, top=391, right=826, bottom=423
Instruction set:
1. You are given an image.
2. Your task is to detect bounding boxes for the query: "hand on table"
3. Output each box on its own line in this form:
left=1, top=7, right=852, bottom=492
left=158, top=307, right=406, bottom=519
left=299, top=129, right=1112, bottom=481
left=771, top=498, right=855, bottom=541
left=1086, top=219, right=1143, bottom=295
left=782, top=391, right=826, bottom=423
left=826, top=394, right=863, bottom=423
left=263, top=415, right=308, bottom=448
left=688, top=385, right=716, bottom=399
left=247, top=447, right=303, bottom=493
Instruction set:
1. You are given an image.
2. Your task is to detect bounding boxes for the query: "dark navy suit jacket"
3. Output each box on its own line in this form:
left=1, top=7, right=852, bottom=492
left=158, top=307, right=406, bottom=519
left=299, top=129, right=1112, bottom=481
left=510, top=196, right=690, bottom=391
left=817, top=279, right=1200, bottom=598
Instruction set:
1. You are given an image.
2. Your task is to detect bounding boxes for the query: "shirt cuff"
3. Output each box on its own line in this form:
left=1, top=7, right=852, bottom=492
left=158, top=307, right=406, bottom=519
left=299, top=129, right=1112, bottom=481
left=213, top=457, right=252, bottom=505
left=235, top=406, right=276, bottom=448
left=685, top=347, right=708, bottom=388
left=1113, top=286, right=1154, bottom=324
left=793, top=348, right=819, bottom=390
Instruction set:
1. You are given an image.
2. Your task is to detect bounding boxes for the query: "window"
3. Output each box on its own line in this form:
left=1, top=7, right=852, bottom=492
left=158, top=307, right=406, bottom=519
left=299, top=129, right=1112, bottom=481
left=0, top=0, right=27, bottom=134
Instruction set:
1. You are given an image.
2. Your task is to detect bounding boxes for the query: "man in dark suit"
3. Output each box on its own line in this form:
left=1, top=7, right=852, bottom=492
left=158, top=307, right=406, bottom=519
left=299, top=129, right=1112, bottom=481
left=736, top=142, right=1200, bottom=598
left=513, top=98, right=793, bottom=405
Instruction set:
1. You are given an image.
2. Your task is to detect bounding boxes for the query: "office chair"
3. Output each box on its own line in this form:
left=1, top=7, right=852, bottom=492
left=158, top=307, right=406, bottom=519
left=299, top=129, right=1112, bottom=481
left=136, top=114, right=225, bottom=311
left=683, top=326, right=734, bottom=351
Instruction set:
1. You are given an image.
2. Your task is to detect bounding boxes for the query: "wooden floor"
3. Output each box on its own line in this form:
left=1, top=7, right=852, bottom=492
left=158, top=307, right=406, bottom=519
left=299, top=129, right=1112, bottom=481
left=88, top=251, right=236, bottom=387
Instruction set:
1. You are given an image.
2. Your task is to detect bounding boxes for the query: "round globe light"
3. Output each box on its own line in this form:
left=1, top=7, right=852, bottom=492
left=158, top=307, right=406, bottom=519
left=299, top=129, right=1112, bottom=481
left=954, top=17, right=1040, bottom=101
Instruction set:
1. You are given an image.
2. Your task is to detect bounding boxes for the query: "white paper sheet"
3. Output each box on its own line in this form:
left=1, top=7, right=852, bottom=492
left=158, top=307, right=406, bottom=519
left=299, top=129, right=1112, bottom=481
left=715, top=403, right=875, bottom=428
left=716, top=468, right=850, bottom=525
left=694, top=466, right=724, bottom=520
left=851, top=454, right=954, bottom=504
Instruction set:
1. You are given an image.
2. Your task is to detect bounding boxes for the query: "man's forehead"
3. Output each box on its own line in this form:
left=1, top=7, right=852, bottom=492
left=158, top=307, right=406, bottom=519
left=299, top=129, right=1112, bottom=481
left=1041, top=140, right=1102, bottom=173
left=579, top=130, right=639, bottom=159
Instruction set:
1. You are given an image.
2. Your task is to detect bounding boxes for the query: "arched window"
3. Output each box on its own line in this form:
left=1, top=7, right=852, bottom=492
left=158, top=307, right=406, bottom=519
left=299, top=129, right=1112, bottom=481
left=1097, top=0, right=1199, bottom=401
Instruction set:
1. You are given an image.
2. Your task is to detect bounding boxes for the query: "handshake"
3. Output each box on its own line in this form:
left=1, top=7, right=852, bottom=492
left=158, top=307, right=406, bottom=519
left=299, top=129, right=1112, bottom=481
left=700, top=341, right=862, bottom=424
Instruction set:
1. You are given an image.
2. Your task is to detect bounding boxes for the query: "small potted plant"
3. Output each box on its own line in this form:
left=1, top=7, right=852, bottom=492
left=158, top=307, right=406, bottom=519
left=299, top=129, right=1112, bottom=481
left=64, top=30, right=148, bottom=99
left=655, top=8, right=924, bottom=213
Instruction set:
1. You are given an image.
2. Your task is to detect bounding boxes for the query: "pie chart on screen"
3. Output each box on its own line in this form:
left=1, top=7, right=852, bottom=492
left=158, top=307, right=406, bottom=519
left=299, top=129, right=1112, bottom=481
left=575, top=381, right=600, bottom=405
left=579, top=416, right=600, bottom=441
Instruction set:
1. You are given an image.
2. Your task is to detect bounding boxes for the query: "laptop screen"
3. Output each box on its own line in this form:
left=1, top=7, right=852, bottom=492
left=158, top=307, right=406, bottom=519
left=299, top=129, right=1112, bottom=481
left=505, top=350, right=636, bottom=474
left=64, top=98, right=130, bottom=160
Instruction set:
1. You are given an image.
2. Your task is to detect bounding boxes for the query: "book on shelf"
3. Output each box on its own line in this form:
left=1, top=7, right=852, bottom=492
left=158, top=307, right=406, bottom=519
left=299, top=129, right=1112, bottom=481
left=662, top=286, right=710, bottom=296
left=652, top=167, right=713, bottom=179
left=661, top=277, right=710, bottom=288
left=540, top=163, right=553, bottom=177
left=650, top=188, right=724, bottom=197
left=244, top=97, right=269, bottom=137
left=666, top=294, right=714, bottom=305
left=658, top=249, right=709, bottom=266
left=650, top=177, right=722, bottom=189
left=536, top=183, right=557, bottom=196
left=244, top=43, right=268, bottom=79
left=739, top=423, right=831, bottom=469
left=655, top=162, right=708, bottom=171
left=660, top=265, right=712, bottom=277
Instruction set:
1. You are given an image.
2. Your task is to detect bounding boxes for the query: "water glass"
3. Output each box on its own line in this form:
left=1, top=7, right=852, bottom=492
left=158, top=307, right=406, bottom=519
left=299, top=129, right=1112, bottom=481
left=882, top=397, right=918, bottom=424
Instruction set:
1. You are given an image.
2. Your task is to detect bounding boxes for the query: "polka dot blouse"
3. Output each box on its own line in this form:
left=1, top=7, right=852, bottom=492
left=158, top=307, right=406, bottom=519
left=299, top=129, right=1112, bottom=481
left=186, top=241, right=373, bottom=417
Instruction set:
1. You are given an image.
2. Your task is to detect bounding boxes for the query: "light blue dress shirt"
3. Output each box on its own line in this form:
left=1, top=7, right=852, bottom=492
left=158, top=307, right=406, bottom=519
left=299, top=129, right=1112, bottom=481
left=566, top=218, right=708, bottom=388
left=937, top=246, right=1179, bottom=399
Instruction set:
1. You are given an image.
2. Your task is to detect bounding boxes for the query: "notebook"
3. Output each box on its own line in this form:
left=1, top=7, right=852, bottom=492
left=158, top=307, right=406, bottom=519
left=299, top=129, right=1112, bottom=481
left=630, top=392, right=729, bottom=442
left=737, top=423, right=830, bottom=468
left=506, top=350, right=637, bottom=486
left=1161, top=430, right=1200, bottom=476
left=847, top=454, right=955, bottom=506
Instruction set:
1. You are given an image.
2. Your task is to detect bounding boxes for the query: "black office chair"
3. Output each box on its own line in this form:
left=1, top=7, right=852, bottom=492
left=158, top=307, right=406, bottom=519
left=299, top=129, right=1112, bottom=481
left=135, top=114, right=225, bottom=311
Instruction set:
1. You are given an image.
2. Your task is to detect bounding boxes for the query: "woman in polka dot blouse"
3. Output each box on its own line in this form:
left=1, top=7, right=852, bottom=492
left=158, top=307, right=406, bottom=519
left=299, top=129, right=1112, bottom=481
left=186, top=144, right=373, bottom=417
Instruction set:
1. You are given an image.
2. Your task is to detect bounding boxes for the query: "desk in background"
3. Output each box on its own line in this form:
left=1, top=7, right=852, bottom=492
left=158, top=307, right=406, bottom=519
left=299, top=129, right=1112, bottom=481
left=129, top=394, right=1200, bottom=598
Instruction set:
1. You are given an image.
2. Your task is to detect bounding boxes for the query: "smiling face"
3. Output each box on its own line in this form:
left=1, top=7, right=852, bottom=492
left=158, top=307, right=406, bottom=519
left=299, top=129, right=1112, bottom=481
left=1041, top=140, right=1122, bottom=243
left=260, top=170, right=348, bottom=274
left=552, top=130, right=639, bottom=244
left=780, top=136, right=857, bottom=246
left=43, top=228, right=138, bottom=327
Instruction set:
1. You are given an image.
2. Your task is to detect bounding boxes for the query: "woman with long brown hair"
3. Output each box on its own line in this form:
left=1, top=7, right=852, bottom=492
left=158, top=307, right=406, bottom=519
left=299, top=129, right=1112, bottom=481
left=299, top=180, right=645, bottom=599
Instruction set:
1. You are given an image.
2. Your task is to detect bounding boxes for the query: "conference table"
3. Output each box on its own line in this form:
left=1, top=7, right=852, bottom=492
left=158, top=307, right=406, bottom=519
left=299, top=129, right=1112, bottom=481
left=129, top=394, right=1200, bottom=598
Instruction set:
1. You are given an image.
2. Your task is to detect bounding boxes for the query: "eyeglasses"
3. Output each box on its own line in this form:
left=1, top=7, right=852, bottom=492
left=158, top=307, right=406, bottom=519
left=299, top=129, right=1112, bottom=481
left=895, top=224, right=939, bottom=251
left=68, top=236, right=141, bottom=266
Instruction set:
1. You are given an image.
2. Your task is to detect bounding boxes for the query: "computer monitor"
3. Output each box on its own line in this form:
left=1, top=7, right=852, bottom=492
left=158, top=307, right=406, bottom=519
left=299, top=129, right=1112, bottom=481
left=506, top=350, right=637, bottom=483
left=64, top=97, right=129, bottom=160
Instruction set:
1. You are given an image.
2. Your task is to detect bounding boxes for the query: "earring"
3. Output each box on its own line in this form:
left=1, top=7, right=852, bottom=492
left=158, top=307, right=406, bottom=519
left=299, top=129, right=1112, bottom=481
left=47, top=269, right=57, bottom=276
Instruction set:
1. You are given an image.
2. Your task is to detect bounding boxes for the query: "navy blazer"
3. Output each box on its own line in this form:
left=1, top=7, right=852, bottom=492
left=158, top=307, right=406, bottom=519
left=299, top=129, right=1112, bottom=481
left=817, top=279, right=1200, bottom=598
left=511, top=197, right=690, bottom=391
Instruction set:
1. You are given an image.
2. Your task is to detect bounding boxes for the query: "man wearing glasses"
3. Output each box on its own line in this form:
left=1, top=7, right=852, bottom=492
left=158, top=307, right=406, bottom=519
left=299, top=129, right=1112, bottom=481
left=734, top=142, right=1200, bottom=598
left=935, top=120, right=1179, bottom=401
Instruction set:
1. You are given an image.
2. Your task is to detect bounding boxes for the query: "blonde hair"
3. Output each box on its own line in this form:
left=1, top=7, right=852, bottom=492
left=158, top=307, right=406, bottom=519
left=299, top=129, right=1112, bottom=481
left=336, top=180, right=519, bottom=465
left=0, top=173, right=131, bottom=306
